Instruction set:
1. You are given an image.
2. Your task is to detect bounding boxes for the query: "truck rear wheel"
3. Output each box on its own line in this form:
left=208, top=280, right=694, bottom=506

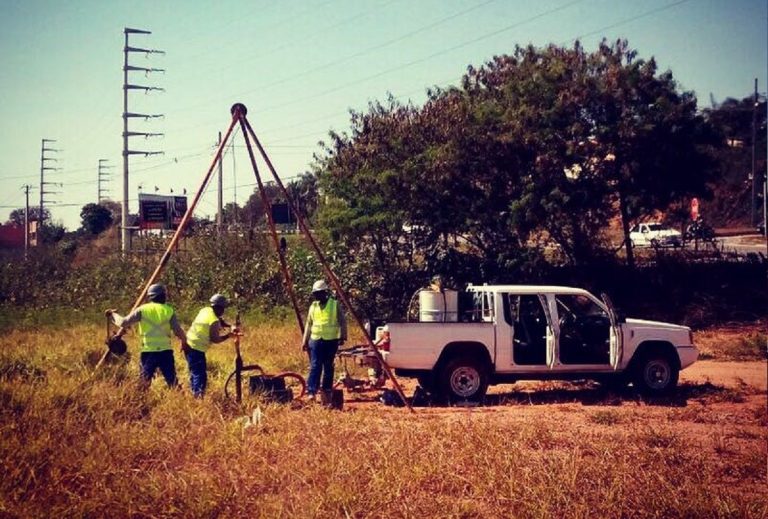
left=438, top=355, right=489, bottom=404
left=633, top=354, right=679, bottom=396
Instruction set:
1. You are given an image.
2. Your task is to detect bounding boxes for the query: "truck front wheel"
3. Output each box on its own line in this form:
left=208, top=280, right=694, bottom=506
left=438, top=356, right=489, bottom=404
left=633, top=354, right=679, bottom=396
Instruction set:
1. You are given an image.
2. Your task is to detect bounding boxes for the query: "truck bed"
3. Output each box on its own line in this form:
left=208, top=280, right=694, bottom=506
left=386, top=322, right=494, bottom=370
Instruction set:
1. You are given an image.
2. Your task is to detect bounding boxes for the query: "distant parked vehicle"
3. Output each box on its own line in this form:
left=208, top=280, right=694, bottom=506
left=629, top=222, right=682, bottom=248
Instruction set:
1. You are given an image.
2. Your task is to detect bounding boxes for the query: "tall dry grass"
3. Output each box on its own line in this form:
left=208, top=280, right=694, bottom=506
left=1, top=320, right=766, bottom=518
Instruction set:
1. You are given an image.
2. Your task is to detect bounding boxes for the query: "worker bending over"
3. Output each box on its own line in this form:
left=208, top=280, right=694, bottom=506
left=185, top=294, right=239, bottom=397
left=301, top=280, right=347, bottom=401
left=106, top=283, right=188, bottom=388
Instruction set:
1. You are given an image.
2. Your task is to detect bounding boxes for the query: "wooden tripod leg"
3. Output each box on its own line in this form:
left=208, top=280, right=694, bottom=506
left=239, top=114, right=414, bottom=412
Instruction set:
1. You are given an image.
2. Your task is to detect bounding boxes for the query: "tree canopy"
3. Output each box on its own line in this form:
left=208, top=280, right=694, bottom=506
left=7, top=207, right=50, bottom=226
left=702, top=95, right=767, bottom=226
left=314, top=39, right=718, bottom=292
left=80, top=203, right=114, bottom=236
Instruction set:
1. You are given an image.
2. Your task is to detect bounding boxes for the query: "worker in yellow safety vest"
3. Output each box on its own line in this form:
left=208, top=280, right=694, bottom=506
left=106, top=283, right=188, bottom=388
left=184, top=294, right=239, bottom=397
left=301, top=280, right=347, bottom=400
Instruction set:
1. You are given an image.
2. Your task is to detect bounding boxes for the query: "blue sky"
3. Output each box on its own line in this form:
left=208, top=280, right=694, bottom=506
left=0, top=0, right=766, bottom=230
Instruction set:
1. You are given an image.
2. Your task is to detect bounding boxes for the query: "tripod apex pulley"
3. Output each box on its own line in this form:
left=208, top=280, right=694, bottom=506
left=231, top=103, right=248, bottom=116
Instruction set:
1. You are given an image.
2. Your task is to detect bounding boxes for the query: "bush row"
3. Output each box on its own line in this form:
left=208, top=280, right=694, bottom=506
left=0, top=235, right=765, bottom=329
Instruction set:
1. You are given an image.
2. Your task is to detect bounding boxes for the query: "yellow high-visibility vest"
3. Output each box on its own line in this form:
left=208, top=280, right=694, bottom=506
left=137, top=302, right=174, bottom=352
left=186, top=306, right=219, bottom=353
left=310, top=298, right=340, bottom=340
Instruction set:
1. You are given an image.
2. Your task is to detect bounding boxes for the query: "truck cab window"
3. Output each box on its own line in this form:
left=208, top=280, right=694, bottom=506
left=556, top=294, right=610, bottom=365
left=502, top=293, right=517, bottom=326
left=512, top=294, right=548, bottom=365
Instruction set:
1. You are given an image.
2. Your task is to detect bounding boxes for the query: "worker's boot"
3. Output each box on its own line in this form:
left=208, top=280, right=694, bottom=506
left=320, top=389, right=344, bottom=410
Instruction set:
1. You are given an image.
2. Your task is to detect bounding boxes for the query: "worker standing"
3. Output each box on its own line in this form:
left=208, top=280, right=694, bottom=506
left=106, top=283, right=187, bottom=388
left=301, top=280, right=347, bottom=401
left=184, top=294, right=239, bottom=397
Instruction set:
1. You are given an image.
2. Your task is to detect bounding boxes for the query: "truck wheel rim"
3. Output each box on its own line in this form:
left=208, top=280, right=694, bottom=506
left=644, top=360, right=670, bottom=389
left=450, top=367, right=480, bottom=397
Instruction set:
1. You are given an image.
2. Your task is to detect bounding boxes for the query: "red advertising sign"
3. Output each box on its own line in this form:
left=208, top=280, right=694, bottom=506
left=139, top=194, right=188, bottom=230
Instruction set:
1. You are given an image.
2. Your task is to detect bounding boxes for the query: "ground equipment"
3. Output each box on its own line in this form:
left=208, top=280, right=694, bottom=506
left=93, top=313, right=128, bottom=372
left=335, top=343, right=387, bottom=393
left=224, top=312, right=307, bottom=403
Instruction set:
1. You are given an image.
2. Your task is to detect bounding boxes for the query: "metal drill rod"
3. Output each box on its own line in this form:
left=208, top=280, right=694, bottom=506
left=237, top=115, right=305, bottom=336
left=235, top=311, right=243, bottom=403
left=240, top=113, right=414, bottom=412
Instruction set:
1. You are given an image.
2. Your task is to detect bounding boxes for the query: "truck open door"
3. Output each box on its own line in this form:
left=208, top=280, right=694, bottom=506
left=538, top=294, right=557, bottom=369
left=601, top=292, right=623, bottom=370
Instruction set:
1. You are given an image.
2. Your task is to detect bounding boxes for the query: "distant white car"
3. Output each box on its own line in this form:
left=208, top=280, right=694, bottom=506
left=630, top=222, right=682, bottom=248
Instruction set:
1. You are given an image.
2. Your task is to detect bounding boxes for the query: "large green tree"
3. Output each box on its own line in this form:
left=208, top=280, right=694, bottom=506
left=314, top=40, right=718, bottom=310
left=80, top=203, right=114, bottom=235
left=7, top=207, right=50, bottom=226
left=703, top=95, right=767, bottom=226
left=462, top=40, right=717, bottom=266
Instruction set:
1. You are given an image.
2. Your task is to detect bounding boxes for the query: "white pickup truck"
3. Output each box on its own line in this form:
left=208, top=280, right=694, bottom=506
left=378, top=285, right=698, bottom=403
left=629, top=222, right=683, bottom=248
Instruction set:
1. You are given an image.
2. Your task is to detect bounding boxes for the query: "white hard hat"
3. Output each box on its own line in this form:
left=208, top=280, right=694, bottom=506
left=210, top=293, right=228, bottom=307
left=311, top=280, right=329, bottom=293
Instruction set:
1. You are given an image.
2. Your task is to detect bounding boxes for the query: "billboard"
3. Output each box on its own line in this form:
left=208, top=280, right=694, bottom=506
left=271, top=203, right=294, bottom=225
left=139, top=194, right=188, bottom=230
left=172, top=196, right=188, bottom=227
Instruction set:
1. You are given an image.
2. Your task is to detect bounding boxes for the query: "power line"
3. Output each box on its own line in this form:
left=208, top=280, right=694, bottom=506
left=177, top=0, right=401, bottom=84
left=210, top=0, right=691, bottom=135
left=249, top=0, right=586, bottom=117
left=207, top=0, right=500, bottom=105
left=179, top=0, right=336, bottom=64
left=566, top=0, right=694, bottom=42
left=163, top=0, right=584, bottom=135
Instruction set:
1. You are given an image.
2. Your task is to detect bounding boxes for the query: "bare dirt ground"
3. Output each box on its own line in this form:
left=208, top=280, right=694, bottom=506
left=344, top=359, right=767, bottom=414
left=682, top=360, right=767, bottom=390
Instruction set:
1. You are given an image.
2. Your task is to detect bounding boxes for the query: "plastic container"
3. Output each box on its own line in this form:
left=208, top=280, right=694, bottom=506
left=419, top=289, right=458, bottom=322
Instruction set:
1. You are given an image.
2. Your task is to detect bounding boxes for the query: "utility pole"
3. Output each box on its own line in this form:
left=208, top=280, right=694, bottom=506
left=22, top=184, right=33, bottom=258
left=751, top=78, right=758, bottom=227
left=763, top=91, right=768, bottom=249
left=217, top=131, right=223, bottom=234
left=39, top=138, right=60, bottom=226
left=98, top=159, right=113, bottom=203
left=764, top=155, right=768, bottom=245
left=122, top=27, right=165, bottom=253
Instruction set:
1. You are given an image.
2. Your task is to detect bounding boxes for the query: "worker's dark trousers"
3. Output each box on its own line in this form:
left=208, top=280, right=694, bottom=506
left=140, top=350, right=177, bottom=387
left=307, top=338, right=339, bottom=395
left=184, top=348, right=207, bottom=398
